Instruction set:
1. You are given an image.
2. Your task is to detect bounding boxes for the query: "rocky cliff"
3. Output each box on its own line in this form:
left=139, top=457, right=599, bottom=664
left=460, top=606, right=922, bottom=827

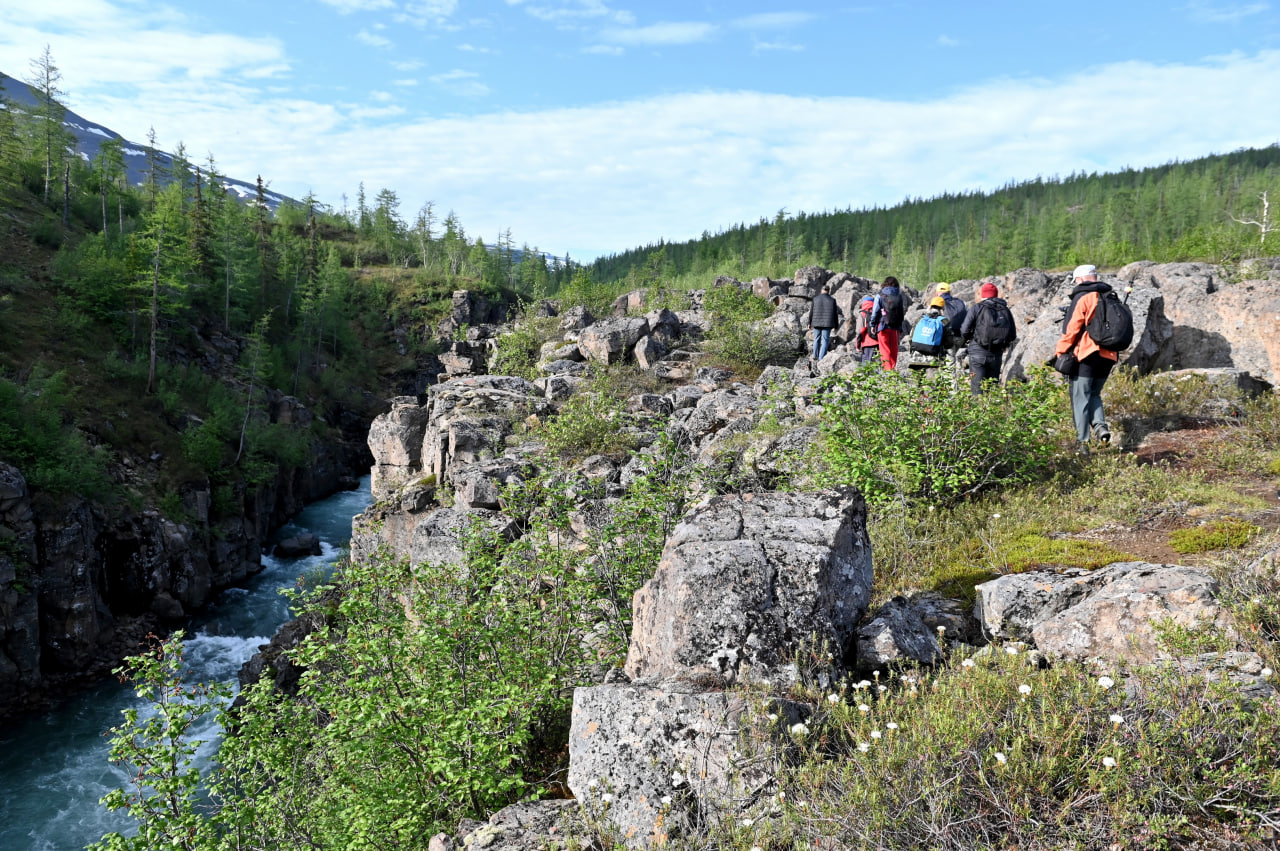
left=0, top=396, right=372, bottom=720
left=344, top=259, right=1279, bottom=847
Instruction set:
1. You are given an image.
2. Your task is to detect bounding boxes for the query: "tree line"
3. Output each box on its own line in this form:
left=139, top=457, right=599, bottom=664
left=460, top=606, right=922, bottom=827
left=589, top=145, right=1280, bottom=288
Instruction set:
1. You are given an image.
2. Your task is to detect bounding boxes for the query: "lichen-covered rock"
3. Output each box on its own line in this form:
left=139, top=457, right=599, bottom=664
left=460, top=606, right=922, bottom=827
left=634, top=334, right=666, bottom=370
left=568, top=680, right=806, bottom=847
left=625, top=488, right=872, bottom=686
left=579, top=317, right=651, bottom=365
left=453, top=800, right=576, bottom=850
left=975, top=562, right=1238, bottom=663
left=855, top=596, right=943, bottom=669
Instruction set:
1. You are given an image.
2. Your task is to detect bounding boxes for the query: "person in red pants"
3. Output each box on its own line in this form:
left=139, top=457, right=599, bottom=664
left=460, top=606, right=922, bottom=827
left=869, top=276, right=906, bottom=370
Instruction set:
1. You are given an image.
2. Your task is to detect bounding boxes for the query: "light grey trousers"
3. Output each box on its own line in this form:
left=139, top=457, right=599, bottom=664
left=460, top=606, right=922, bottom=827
left=1069, top=374, right=1108, bottom=442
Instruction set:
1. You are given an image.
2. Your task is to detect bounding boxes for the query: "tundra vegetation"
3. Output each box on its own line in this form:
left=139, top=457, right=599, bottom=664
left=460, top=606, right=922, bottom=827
left=97, top=334, right=1280, bottom=849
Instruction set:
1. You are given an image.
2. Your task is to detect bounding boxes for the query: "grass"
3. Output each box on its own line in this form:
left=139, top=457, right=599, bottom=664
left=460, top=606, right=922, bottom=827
left=1170, top=518, right=1265, bottom=554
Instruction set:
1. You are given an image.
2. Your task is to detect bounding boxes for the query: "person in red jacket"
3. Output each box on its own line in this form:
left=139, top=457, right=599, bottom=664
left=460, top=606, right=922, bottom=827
left=1053, top=264, right=1118, bottom=451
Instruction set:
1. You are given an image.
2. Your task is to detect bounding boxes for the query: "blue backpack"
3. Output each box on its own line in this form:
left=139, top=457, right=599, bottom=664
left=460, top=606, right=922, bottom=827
left=910, top=314, right=945, bottom=356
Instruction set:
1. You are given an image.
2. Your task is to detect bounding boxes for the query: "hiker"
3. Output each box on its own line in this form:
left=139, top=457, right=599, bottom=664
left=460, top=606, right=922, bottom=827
left=936, top=282, right=967, bottom=329
left=854, top=295, right=880, bottom=365
left=935, top=283, right=968, bottom=373
left=1052, top=264, right=1122, bottom=450
left=869, top=276, right=906, bottom=371
left=809, top=283, right=842, bottom=361
left=906, top=296, right=956, bottom=378
left=959, top=281, right=1017, bottom=395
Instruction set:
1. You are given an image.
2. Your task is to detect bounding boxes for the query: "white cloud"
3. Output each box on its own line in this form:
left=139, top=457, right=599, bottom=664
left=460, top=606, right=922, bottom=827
left=457, top=43, right=494, bottom=53
left=399, top=0, right=458, bottom=24
left=318, top=0, right=395, bottom=12
left=356, top=29, right=393, bottom=48
left=393, top=78, right=419, bottom=86
left=937, top=34, right=959, bottom=47
left=393, top=59, right=425, bottom=70
left=599, top=21, right=716, bottom=46
left=732, top=12, right=814, bottom=29
left=753, top=40, right=804, bottom=53
left=583, top=43, right=624, bottom=55
left=1184, top=1, right=1270, bottom=22
left=429, top=69, right=490, bottom=96
left=510, top=0, right=633, bottom=25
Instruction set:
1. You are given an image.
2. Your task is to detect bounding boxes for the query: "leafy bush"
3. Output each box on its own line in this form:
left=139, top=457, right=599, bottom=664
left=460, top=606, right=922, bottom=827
left=490, top=313, right=559, bottom=380
left=816, top=368, right=1065, bottom=507
left=1169, top=518, right=1263, bottom=554
left=0, top=370, right=113, bottom=499
left=553, top=268, right=618, bottom=316
left=537, top=376, right=639, bottom=459
left=96, top=442, right=694, bottom=849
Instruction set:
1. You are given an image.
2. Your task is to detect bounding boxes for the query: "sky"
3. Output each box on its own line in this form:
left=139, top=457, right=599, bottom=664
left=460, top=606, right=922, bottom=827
left=2, top=1, right=1280, bottom=261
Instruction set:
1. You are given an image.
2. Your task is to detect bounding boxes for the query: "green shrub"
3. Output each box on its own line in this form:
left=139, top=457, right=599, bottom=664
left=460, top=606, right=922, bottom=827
left=816, top=368, right=1065, bottom=507
left=1169, top=518, right=1263, bottom=554
left=490, top=313, right=559, bottom=380
left=755, top=647, right=1280, bottom=850
left=0, top=370, right=113, bottom=499
left=537, top=377, right=638, bottom=459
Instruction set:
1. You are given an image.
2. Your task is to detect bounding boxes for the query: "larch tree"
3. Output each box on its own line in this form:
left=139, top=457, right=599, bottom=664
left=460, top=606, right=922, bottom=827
left=25, top=45, right=71, bottom=205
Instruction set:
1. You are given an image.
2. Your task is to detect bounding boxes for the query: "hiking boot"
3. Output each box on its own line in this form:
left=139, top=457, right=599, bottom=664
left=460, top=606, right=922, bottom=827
left=1092, top=424, right=1112, bottom=445
left=1075, top=442, right=1090, bottom=457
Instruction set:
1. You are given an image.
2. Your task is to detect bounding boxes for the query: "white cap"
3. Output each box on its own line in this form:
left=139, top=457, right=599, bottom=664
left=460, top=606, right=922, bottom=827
left=1072, top=264, right=1097, bottom=279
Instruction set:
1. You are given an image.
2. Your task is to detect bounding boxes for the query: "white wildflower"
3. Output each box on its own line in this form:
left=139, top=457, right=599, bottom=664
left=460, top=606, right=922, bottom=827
left=661, top=796, right=672, bottom=806
left=740, top=818, right=754, bottom=827
left=857, top=742, right=870, bottom=752
left=870, top=730, right=882, bottom=739
left=936, top=625, right=947, bottom=635
left=1018, top=684, right=1032, bottom=696
left=1109, top=713, right=1124, bottom=725
left=588, top=779, right=598, bottom=789
left=601, top=793, right=614, bottom=804
left=827, top=693, right=840, bottom=704
left=961, top=658, right=976, bottom=668
left=1262, top=668, right=1273, bottom=678
left=886, top=722, right=899, bottom=731
left=858, top=703, right=870, bottom=713
left=671, top=770, right=685, bottom=786
left=993, top=513, right=1001, bottom=519
left=878, top=684, right=888, bottom=693
left=1097, top=676, right=1115, bottom=690
left=855, top=679, right=871, bottom=690
left=1102, top=756, right=1117, bottom=769
left=1006, top=645, right=1018, bottom=656
left=994, top=751, right=1007, bottom=765
left=790, top=722, right=809, bottom=736
left=767, top=713, right=778, bottom=722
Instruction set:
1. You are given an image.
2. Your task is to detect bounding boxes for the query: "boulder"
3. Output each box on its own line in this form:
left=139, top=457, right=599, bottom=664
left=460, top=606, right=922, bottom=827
left=273, top=532, right=322, bottom=558
left=452, top=800, right=576, bottom=851
left=854, top=596, right=943, bottom=669
left=569, top=680, right=807, bottom=847
left=625, top=488, right=873, bottom=686
left=580, top=317, right=651, bottom=365
left=634, top=335, right=666, bottom=371
left=974, top=562, right=1238, bottom=664
left=793, top=265, right=832, bottom=296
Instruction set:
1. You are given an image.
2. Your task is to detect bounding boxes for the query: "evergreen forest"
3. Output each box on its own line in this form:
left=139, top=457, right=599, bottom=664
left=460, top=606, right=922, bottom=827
left=590, top=144, right=1280, bottom=288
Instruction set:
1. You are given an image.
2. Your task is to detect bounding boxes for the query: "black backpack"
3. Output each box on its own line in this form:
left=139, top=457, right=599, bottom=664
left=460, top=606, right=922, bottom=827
left=973, top=300, right=1015, bottom=348
left=942, top=295, right=967, bottom=329
left=879, top=289, right=905, bottom=330
left=1086, top=290, right=1135, bottom=351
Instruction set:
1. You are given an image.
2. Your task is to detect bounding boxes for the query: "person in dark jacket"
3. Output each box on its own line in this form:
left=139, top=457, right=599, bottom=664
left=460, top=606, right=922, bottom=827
left=869, top=276, right=906, bottom=371
left=808, top=284, right=842, bottom=361
left=1053, top=264, right=1118, bottom=451
left=959, top=281, right=1016, bottom=395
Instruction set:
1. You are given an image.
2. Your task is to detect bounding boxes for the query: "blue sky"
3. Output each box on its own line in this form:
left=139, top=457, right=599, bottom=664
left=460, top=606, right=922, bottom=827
left=2, top=1, right=1280, bottom=261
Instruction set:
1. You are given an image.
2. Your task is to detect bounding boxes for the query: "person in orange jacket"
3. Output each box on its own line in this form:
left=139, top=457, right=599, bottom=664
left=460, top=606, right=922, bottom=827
left=1053, top=264, right=1118, bottom=450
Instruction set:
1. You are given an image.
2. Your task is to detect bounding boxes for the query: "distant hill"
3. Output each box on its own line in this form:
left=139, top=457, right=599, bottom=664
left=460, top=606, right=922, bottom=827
left=0, top=70, right=292, bottom=209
